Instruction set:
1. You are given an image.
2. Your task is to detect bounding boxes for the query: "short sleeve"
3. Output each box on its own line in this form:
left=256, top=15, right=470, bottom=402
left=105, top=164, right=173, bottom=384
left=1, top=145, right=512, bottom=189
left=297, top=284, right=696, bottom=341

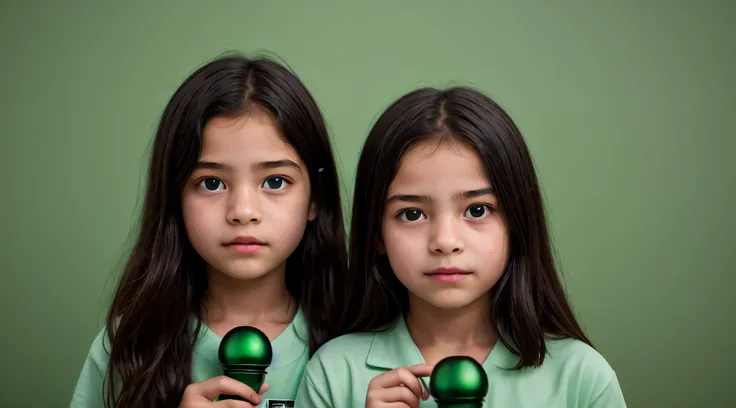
left=294, top=353, right=334, bottom=408
left=69, top=327, right=111, bottom=408
left=588, top=372, right=627, bottom=408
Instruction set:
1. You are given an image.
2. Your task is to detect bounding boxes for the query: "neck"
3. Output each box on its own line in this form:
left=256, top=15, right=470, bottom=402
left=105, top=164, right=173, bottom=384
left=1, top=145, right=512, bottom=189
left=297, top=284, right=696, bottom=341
left=405, top=293, right=497, bottom=349
left=203, top=263, right=295, bottom=326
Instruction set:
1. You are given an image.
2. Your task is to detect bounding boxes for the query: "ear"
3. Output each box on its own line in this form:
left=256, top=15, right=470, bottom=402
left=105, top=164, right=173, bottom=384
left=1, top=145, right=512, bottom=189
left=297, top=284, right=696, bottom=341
left=307, top=201, right=317, bottom=221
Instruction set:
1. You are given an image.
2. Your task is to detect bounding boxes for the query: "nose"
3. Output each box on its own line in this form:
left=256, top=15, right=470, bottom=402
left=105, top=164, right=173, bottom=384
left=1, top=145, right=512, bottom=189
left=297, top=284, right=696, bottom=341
left=226, top=186, right=262, bottom=225
left=429, top=215, right=464, bottom=255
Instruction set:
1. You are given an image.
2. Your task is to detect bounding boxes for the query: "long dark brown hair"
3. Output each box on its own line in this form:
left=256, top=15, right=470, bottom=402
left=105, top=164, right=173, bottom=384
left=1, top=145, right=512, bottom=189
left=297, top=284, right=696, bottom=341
left=103, top=54, right=348, bottom=407
left=343, top=86, right=591, bottom=369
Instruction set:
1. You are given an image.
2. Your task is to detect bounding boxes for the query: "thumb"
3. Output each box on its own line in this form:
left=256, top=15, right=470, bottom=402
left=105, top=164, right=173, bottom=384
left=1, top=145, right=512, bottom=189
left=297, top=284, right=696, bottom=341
left=258, top=382, right=270, bottom=394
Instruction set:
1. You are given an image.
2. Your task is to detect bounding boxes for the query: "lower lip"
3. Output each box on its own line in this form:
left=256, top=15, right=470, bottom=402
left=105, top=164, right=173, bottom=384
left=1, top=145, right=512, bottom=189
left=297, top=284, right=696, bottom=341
left=228, top=244, right=264, bottom=253
left=426, top=273, right=470, bottom=282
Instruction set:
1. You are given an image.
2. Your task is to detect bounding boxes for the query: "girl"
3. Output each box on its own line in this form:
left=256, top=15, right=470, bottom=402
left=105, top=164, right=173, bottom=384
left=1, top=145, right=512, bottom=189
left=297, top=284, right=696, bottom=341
left=70, top=54, right=349, bottom=408
left=297, top=87, right=627, bottom=407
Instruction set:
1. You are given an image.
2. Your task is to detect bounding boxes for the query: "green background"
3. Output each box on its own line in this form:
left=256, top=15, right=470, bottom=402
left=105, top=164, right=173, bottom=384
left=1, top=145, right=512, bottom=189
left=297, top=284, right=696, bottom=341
left=1, top=1, right=733, bottom=407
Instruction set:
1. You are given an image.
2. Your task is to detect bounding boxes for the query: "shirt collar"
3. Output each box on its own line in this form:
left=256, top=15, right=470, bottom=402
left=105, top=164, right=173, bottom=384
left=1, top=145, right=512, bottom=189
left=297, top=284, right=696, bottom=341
left=365, top=315, right=519, bottom=371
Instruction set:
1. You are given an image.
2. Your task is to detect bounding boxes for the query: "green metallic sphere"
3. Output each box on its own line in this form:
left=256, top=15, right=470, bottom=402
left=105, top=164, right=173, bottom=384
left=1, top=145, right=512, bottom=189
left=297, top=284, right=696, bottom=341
left=218, top=326, right=273, bottom=366
left=429, top=356, right=489, bottom=404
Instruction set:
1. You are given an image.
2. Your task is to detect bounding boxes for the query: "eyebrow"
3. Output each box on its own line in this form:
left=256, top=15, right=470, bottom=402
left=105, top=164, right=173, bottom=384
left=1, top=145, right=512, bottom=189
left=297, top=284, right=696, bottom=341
left=194, top=161, right=230, bottom=170
left=194, top=159, right=301, bottom=171
left=255, top=159, right=301, bottom=170
left=386, top=188, right=495, bottom=205
left=462, top=187, right=495, bottom=198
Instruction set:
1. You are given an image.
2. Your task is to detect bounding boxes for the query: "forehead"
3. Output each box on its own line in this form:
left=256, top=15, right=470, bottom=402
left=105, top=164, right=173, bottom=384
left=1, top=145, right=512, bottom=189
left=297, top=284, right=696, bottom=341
left=388, top=138, right=489, bottom=193
left=200, top=108, right=303, bottom=165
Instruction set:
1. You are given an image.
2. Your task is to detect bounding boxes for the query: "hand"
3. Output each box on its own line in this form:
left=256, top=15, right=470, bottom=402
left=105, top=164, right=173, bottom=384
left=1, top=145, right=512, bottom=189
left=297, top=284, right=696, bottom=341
left=179, top=376, right=270, bottom=407
left=365, top=364, right=433, bottom=408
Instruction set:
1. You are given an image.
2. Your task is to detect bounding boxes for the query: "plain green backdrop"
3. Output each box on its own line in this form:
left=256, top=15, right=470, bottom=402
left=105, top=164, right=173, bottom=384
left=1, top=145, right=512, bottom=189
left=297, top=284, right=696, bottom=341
left=1, top=1, right=733, bottom=407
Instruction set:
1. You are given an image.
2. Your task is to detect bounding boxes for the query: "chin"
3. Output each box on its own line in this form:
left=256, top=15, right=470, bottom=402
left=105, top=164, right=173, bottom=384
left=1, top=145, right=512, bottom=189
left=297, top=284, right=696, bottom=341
left=221, top=269, right=274, bottom=281
left=413, top=290, right=486, bottom=311
left=208, top=259, right=283, bottom=281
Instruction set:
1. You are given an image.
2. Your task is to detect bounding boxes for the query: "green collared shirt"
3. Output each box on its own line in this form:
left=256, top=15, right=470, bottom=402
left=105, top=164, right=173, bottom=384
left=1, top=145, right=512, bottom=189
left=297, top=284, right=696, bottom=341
left=70, top=309, right=309, bottom=408
left=295, top=317, right=626, bottom=407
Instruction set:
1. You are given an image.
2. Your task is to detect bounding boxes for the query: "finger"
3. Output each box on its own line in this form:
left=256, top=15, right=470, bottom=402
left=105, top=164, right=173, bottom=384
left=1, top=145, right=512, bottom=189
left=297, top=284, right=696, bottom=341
left=408, top=364, right=433, bottom=399
left=406, top=363, right=434, bottom=378
left=397, top=381, right=429, bottom=401
left=376, top=363, right=434, bottom=381
left=373, top=404, right=411, bottom=408
left=372, top=386, right=422, bottom=408
left=258, top=382, right=270, bottom=394
left=395, top=368, right=425, bottom=400
left=190, top=376, right=262, bottom=404
left=372, top=364, right=432, bottom=388
left=374, top=366, right=429, bottom=399
left=418, top=376, right=430, bottom=400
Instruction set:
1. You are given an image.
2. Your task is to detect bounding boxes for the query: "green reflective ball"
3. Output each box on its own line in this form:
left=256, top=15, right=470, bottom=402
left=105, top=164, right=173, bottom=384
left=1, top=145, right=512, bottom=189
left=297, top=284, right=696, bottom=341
left=218, top=326, right=273, bottom=367
left=429, top=356, right=488, bottom=406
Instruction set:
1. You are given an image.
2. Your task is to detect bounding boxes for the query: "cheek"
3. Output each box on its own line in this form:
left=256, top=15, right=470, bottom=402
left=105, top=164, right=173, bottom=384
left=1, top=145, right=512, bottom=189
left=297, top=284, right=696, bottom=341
left=265, top=194, right=311, bottom=241
left=472, top=219, right=510, bottom=268
left=181, top=197, right=218, bottom=246
left=382, top=224, right=424, bottom=280
left=274, top=213, right=309, bottom=240
left=267, top=191, right=310, bottom=219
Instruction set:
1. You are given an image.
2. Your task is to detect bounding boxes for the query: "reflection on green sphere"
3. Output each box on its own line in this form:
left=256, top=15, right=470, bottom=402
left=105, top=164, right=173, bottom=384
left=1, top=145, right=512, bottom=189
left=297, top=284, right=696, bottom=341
left=430, top=356, right=488, bottom=406
left=218, top=326, right=272, bottom=366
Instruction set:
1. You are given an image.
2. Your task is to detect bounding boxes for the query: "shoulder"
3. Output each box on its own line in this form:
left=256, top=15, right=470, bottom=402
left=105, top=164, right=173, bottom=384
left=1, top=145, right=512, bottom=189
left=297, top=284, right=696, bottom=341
left=81, top=325, right=113, bottom=367
left=70, top=326, right=113, bottom=407
left=295, top=332, right=377, bottom=407
left=545, top=338, right=614, bottom=378
left=308, top=331, right=376, bottom=371
left=544, top=338, right=626, bottom=406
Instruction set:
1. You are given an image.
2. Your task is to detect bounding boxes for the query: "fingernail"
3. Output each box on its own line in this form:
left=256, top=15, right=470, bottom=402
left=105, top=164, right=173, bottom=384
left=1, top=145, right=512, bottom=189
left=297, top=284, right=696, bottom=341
left=418, top=377, right=429, bottom=399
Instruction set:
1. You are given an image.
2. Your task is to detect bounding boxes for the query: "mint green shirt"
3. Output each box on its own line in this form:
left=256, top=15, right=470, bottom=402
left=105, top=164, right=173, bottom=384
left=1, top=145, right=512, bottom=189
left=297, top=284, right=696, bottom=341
left=70, top=309, right=309, bottom=408
left=296, top=317, right=626, bottom=407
